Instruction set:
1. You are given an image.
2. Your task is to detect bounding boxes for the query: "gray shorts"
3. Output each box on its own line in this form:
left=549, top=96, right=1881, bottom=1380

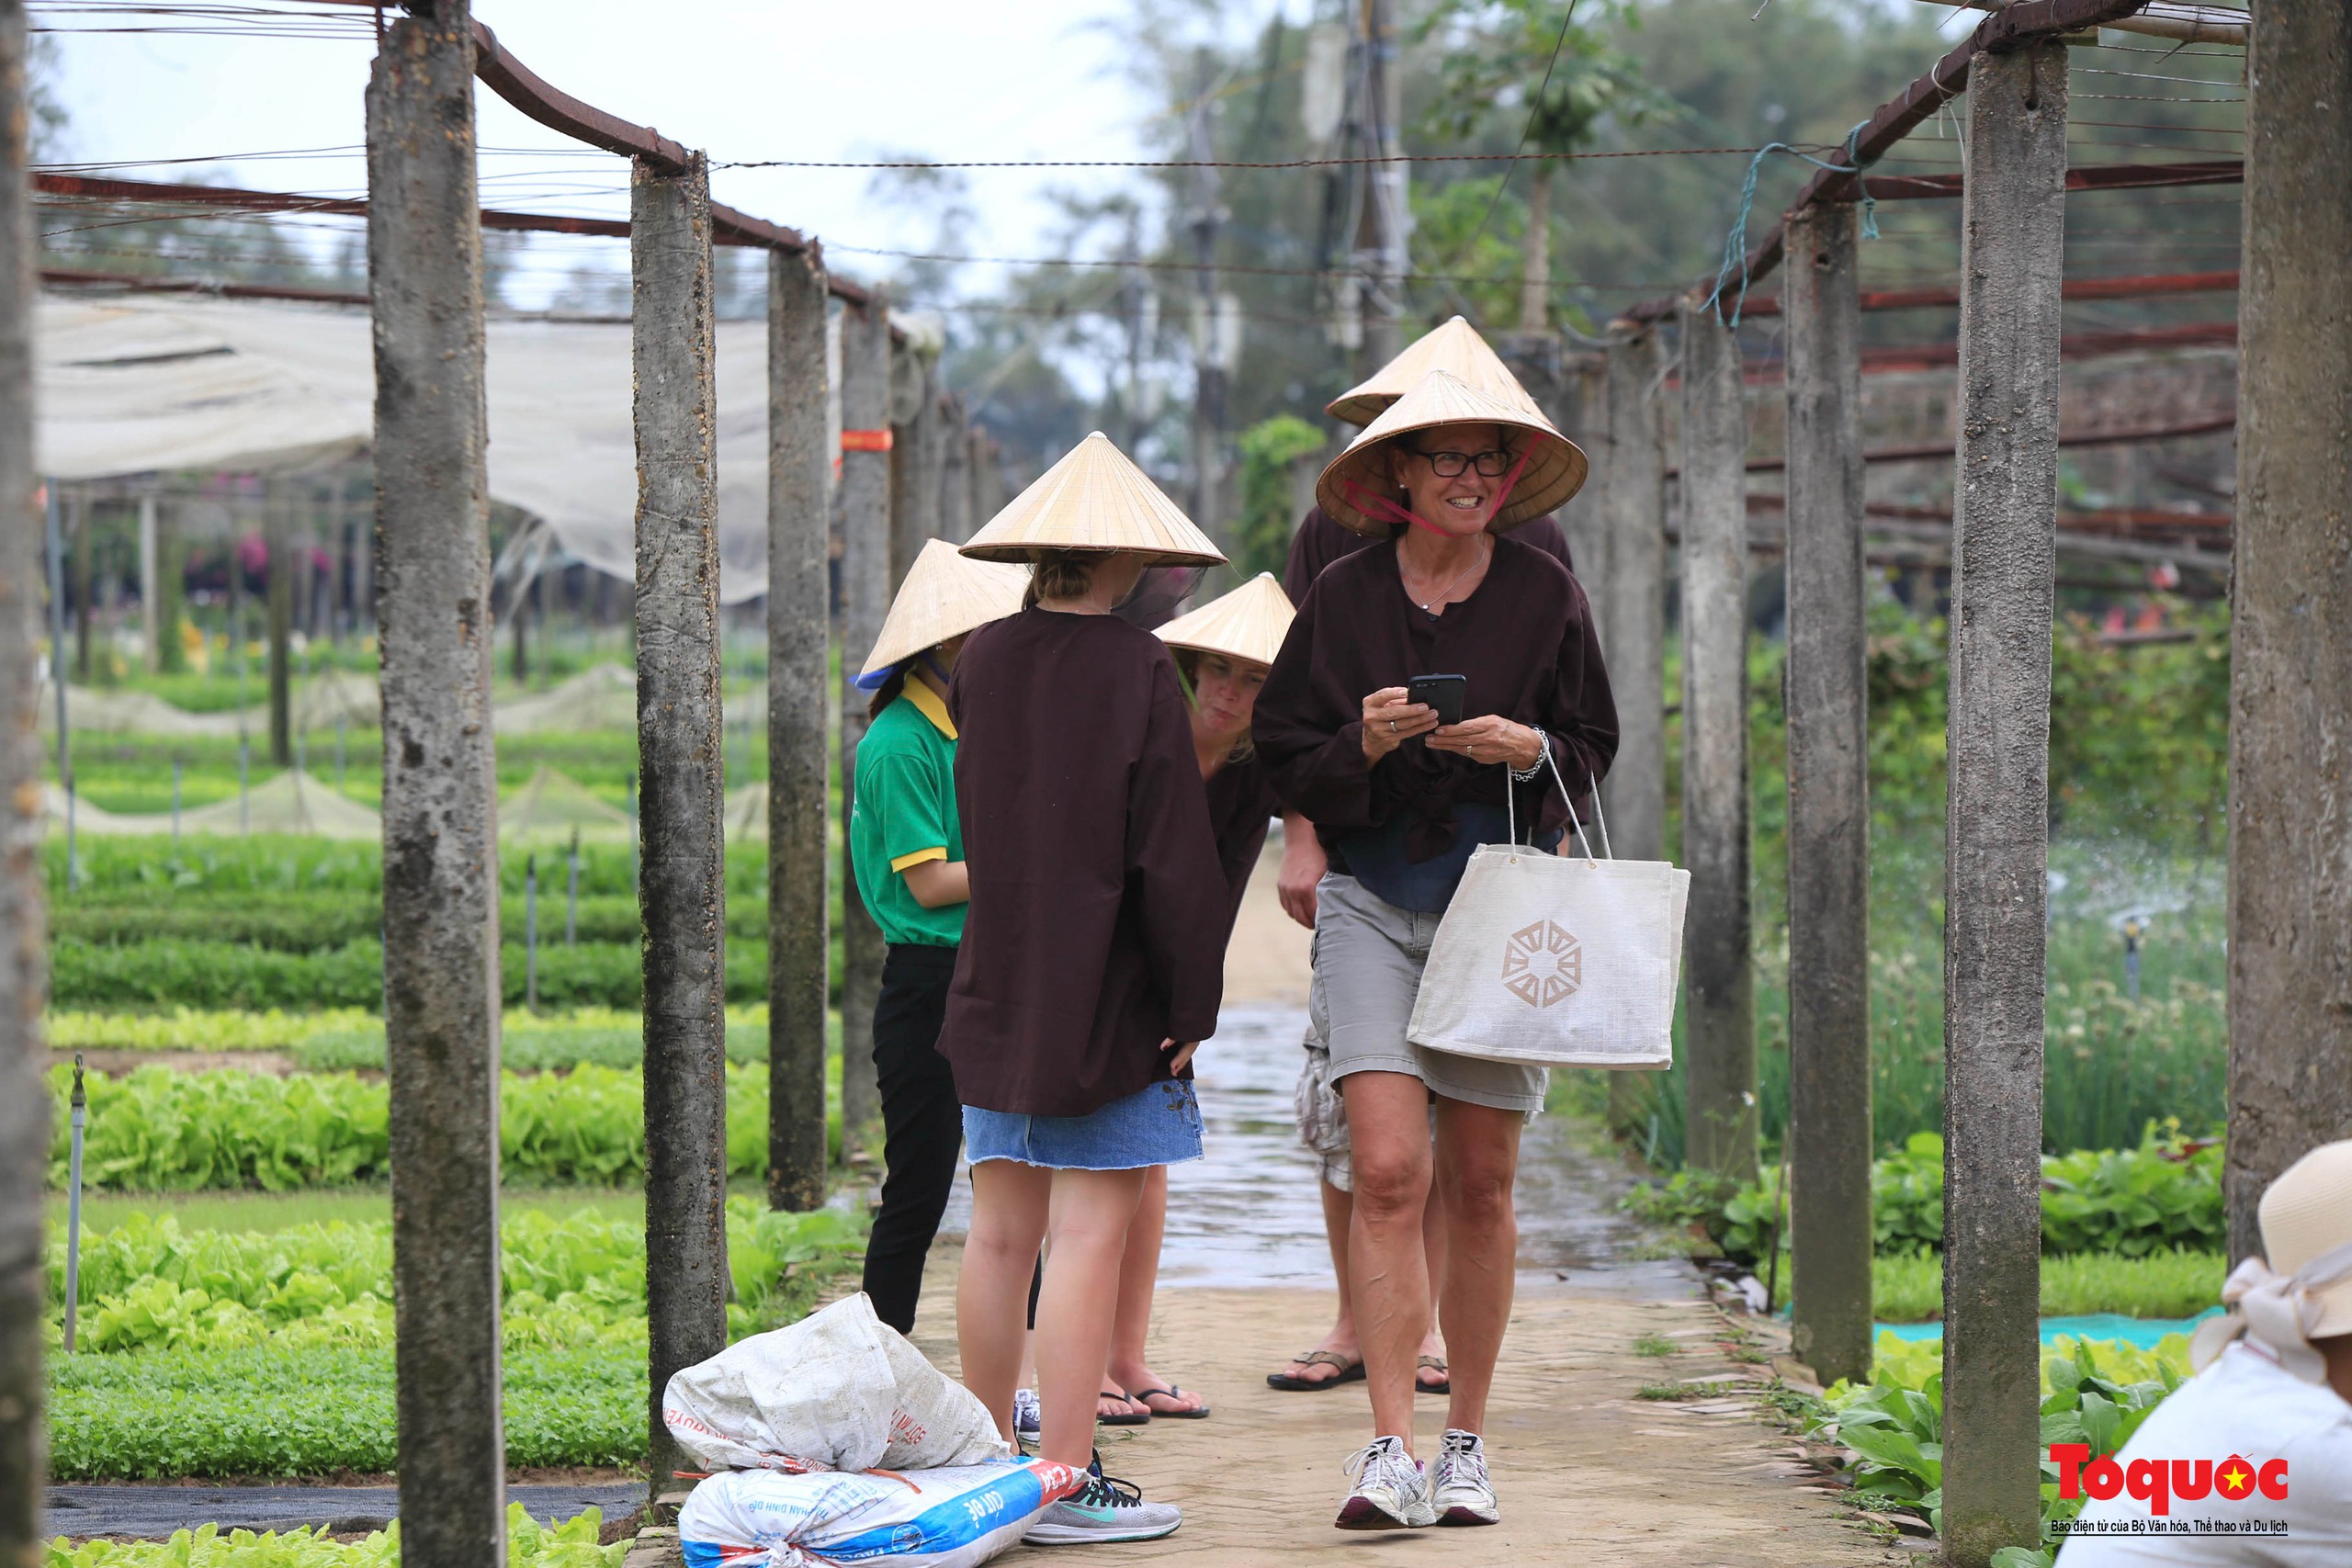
left=1309, top=873, right=1548, bottom=1115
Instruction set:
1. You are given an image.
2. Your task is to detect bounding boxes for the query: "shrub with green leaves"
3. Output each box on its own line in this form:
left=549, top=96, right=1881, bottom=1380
left=47, top=1343, right=646, bottom=1479
left=51, top=938, right=772, bottom=1012
left=45, top=1506, right=623, bottom=1565
left=44, top=1201, right=866, bottom=1352
left=1817, top=1332, right=2190, bottom=1556
left=47, top=1062, right=786, bottom=1191
left=1625, top=1122, right=2222, bottom=1265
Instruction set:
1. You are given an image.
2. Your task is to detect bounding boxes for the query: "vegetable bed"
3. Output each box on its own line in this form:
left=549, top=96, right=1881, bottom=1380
left=45, top=1063, right=816, bottom=1191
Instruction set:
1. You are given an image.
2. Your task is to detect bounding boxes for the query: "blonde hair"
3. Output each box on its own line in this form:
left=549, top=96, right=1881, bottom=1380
left=1023, top=548, right=1096, bottom=607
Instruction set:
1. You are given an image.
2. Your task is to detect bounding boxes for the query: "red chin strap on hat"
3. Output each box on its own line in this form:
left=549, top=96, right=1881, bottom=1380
left=1340, top=438, right=1539, bottom=538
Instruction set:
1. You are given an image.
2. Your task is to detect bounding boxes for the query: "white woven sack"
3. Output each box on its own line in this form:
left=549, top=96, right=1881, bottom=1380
left=662, top=1292, right=1009, bottom=1475
left=1407, top=754, right=1688, bottom=1069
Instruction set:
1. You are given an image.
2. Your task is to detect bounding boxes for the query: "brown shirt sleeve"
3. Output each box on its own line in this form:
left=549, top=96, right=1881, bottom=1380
left=1253, top=579, right=1379, bottom=829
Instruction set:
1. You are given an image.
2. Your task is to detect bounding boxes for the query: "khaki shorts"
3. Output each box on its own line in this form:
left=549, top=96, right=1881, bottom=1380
left=1309, top=873, right=1548, bottom=1116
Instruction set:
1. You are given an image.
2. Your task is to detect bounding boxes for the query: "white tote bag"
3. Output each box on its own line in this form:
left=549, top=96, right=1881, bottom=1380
left=1407, top=750, right=1688, bottom=1069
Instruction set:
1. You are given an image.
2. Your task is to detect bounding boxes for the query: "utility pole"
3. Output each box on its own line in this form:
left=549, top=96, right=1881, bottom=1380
left=366, top=3, right=506, bottom=1562
left=1678, top=300, right=1758, bottom=1184
left=1358, top=0, right=1408, bottom=371
left=2225, top=0, right=2352, bottom=1263
left=1118, top=210, right=1155, bottom=454
left=266, top=482, right=293, bottom=767
left=1781, top=203, right=1871, bottom=1389
left=836, top=294, right=891, bottom=1152
left=632, top=148, right=729, bottom=1496
left=767, top=245, right=831, bottom=1212
left=1939, top=39, right=2069, bottom=1568
left=1187, top=50, right=1229, bottom=548
left=0, top=5, right=50, bottom=1562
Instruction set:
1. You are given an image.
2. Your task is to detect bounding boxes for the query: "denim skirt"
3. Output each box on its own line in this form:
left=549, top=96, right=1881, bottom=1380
left=963, top=1078, right=1204, bottom=1171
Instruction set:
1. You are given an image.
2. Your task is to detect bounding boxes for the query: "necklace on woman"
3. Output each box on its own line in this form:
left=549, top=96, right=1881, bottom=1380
left=1400, top=536, right=1491, bottom=614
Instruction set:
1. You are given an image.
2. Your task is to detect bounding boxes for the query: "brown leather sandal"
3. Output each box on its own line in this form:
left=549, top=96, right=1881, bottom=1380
left=1266, top=1349, right=1366, bottom=1391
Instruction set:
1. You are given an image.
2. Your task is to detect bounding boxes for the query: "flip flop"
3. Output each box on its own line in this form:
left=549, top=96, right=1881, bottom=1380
left=1126, top=1383, right=1213, bottom=1420
left=1095, top=1389, right=1151, bottom=1427
left=1417, top=1355, right=1452, bottom=1395
left=1267, top=1349, right=1365, bottom=1391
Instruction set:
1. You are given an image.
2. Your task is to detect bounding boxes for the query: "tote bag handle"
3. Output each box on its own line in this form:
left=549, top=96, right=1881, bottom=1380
left=1502, top=738, right=1612, bottom=863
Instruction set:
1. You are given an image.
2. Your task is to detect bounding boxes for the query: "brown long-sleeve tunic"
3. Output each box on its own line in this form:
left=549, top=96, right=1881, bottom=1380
left=1282, top=504, right=1573, bottom=605
left=944, top=607, right=1228, bottom=1118
left=1253, top=535, right=1619, bottom=906
left=1204, top=752, right=1280, bottom=942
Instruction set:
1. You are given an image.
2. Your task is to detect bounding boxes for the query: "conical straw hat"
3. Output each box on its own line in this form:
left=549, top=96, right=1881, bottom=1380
left=961, top=431, right=1226, bottom=567
left=856, top=538, right=1030, bottom=687
left=1326, top=316, right=1549, bottom=428
left=1155, top=572, right=1295, bottom=670
left=1317, top=368, right=1589, bottom=536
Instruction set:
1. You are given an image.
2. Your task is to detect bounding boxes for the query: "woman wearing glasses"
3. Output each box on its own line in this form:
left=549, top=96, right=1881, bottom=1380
left=1252, top=369, right=1618, bottom=1533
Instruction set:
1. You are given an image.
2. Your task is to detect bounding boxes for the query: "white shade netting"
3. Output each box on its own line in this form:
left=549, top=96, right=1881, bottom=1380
left=37, top=291, right=794, bottom=604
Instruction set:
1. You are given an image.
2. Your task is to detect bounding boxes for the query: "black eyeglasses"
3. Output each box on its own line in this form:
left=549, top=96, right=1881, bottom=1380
left=1406, top=446, right=1513, bottom=478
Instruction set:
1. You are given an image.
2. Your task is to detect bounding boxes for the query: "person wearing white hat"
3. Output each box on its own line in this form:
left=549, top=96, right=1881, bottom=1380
left=945, top=434, right=1230, bottom=1546
left=1254, top=369, right=1616, bottom=1531
left=1268, top=318, right=1578, bottom=1402
left=847, top=540, right=1028, bottom=1336
left=2058, top=1139, right=2352, bottom=1564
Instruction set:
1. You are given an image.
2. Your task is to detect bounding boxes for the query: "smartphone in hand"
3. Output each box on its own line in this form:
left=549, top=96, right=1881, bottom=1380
left=1407, top=673, right=1466, bottom=728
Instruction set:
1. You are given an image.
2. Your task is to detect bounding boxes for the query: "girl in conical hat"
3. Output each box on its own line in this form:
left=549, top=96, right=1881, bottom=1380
left=1053, top=572, right=1297, bottom=1426
left=1253, top=368, right=1615, bottom=1532
left=845, top=539, right=1025, bottom=1337
left=944, top=434, right=1224, bottom=1544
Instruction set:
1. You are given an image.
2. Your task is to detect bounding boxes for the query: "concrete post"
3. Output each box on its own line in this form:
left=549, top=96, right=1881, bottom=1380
left=2225, top=0, right=2352, bottom=1262
left=766, top=245, right=831, bottom=1213
left=0, top=6, right=48, bottom=1558
left=1677, top=300, right=1757, bottom=1182
left=364, top=6, right=506, bottom=1563
left=1600, top=331, right=1668, bottom=867
left=266, top=482, right=293, bottom=766
left=632, top=150, right=729, bottom=1491
left=888, top=344, right=939, bottom=590
left=1599, top=330, right=1668, bottom=1136
left=1939, top=40, right=2069, bottom=1568
left=938, top=395, right=971, bottom=547
left=1781, top=204, right=1872, bottom=1388
left=836, top=296, right=891, bottom=1151
left=138, top=493, right=158, bottom=670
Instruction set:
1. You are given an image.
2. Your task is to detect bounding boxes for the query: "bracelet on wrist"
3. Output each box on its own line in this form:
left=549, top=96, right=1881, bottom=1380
left=1509, top=729, right=1549, bottom=784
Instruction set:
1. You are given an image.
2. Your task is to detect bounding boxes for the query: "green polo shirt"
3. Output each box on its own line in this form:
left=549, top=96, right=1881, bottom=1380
left=850, top=681, right=966, bottom=948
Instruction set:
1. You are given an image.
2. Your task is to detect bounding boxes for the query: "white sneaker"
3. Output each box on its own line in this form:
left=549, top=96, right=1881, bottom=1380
left=1023, top=1454, right=1182, bottom=1545
left=1430, top=1427, right=1499, bottom=1526
left=1012, top=1387, right=1042, bottom=1443
left=1337, top=1435, right=1435, bottom=1530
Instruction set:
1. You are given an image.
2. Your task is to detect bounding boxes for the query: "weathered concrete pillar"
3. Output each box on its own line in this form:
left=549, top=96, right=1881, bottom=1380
left=888, top=344, right=940, bottom=590
left=766, top=244, right=831, bottom=1213
left=632, top=150, right=729, bottom=1490
left=1600, top=329, right=1668, bottom=1135
left=938, top=395, right=971, bottom=546
left=2225, top=0, right=2352, bottom=1262
left=0, top=5, right=49, bottom=1557
left=969, top=426, right=1004, bottom=533
left=266, top=482, right=293, bottom=766
left=138, top=493, right=159, bottom=670
left=365, top=6, right=505, bottom=1563
left=1940, top=40, right=2068, bottom=1568
left=1678, top=300, right=1757, bottom=1182
left=1600, top=331, right=1668, bottom=865
left=836, top=295, right=891, bottom=1150
left=1781, top=203, right=1871, bottom=1389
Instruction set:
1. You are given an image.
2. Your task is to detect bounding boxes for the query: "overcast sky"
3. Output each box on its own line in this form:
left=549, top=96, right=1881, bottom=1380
left=44, top=0, right=1289, bottom=305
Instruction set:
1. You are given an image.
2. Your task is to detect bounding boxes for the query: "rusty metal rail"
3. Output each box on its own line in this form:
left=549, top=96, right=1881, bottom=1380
left=1623, top=0, right=2163, bottom=323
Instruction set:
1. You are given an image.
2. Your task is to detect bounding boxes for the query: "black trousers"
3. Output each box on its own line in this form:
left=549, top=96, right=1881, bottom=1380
left=861, top=942, right=964, bottom=1334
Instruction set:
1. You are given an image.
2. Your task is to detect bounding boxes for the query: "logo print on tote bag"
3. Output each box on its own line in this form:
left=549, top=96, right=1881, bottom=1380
left=1500, top=919, right=1583, bottom=1008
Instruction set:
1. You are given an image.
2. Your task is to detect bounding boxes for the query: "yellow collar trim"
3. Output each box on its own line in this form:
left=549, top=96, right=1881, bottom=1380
left=904, top=679, right=956, bottom=739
